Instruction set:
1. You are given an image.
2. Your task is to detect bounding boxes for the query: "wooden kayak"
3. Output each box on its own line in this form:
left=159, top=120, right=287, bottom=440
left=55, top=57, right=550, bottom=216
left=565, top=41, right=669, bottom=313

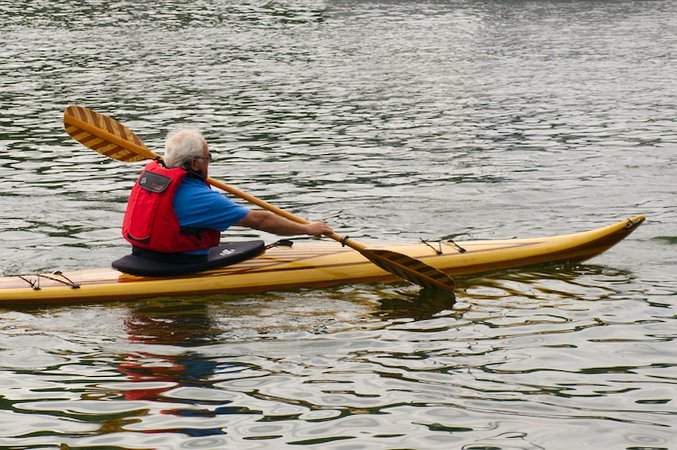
left=0, top=216, right=645, bottom=305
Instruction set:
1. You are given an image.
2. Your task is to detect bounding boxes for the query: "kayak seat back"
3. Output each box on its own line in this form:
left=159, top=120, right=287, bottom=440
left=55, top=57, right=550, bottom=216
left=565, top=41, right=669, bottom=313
left=112, top=240, right=265, bottom=277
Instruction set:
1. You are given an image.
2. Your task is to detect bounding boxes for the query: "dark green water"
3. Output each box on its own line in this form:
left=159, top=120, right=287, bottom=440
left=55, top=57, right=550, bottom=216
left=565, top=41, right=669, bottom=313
left=0, top=1, right=675, bottom=448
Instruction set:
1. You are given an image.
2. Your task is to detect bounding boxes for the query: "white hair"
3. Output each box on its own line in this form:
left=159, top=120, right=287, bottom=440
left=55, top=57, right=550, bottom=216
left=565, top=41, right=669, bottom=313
left=164, top=129, right=206, bottom=168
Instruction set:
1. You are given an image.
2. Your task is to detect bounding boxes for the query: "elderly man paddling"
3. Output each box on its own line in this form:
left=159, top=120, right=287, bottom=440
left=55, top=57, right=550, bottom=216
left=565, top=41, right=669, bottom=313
left=121, top=129, right=333, bottom=257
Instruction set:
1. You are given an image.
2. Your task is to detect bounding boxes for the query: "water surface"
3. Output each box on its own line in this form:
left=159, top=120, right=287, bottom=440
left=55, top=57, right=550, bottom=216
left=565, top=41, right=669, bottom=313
left=0, top=1, right=675, bottom=449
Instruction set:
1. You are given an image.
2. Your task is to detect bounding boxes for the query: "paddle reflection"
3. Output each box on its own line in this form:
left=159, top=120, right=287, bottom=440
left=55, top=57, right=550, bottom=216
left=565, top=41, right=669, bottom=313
left=373, top=287, right=458, bottom=322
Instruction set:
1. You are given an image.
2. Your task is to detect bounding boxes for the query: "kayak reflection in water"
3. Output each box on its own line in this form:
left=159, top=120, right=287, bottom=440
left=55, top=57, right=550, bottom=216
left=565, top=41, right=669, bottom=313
left=119, top=303, right=217, bottom=402
left=120, top=129, right=333, bottom=262
left=114, top=303, right=256, bottom=438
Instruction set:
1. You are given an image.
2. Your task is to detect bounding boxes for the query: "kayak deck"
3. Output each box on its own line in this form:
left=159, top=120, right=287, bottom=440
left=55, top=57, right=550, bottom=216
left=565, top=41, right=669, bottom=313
left=0, top=216, right=645, bottom=305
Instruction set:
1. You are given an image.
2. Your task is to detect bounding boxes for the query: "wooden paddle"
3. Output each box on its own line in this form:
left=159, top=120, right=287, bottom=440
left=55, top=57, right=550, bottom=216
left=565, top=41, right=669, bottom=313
left=63, top=105, right=456, bottom=294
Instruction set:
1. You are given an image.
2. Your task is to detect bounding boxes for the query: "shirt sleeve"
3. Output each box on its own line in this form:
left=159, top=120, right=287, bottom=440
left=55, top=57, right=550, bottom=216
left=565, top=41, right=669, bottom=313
left=173, top=178, right=250, bottom=231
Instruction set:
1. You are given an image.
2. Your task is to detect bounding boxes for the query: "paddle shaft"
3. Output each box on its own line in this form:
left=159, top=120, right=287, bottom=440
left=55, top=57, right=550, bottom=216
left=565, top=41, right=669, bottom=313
left=206, top=178, right=362, bottom=248
left=65, top=112, right=361, bottom=250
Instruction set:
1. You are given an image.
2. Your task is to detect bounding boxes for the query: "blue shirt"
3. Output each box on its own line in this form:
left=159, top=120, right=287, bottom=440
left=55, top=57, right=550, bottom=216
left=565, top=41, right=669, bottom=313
left=173, top=177, right=250, bottom=234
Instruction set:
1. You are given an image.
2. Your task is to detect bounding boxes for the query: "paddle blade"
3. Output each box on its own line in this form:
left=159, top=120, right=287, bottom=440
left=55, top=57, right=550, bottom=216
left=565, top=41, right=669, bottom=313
left=64, top=105, right=155, bottom=162
left=361, top=249, right=456, bottom=294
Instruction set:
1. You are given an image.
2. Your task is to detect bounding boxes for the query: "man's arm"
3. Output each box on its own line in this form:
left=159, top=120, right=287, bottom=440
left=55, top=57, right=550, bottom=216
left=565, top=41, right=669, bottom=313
left=237, top=210, right=333, bottom=237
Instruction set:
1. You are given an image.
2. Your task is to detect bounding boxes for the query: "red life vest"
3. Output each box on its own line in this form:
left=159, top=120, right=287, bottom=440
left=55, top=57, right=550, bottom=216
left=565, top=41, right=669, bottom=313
left=122, top=161, right=220, bottom=253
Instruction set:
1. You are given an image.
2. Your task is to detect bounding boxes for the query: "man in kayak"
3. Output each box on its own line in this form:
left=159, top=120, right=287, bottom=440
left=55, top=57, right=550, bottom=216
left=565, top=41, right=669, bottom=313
left=121, top=129, right=333, bottom=256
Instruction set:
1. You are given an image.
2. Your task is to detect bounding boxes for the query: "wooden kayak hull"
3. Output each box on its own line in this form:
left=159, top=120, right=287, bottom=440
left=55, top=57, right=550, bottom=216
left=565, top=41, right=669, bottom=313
left=0, top=216, right=645, bottom=305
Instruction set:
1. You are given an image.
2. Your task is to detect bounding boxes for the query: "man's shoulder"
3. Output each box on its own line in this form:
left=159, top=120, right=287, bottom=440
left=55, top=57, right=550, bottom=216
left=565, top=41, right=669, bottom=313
left=178, top=177, right=211, bottom=192
left=174, top=177, right=215, bottom=205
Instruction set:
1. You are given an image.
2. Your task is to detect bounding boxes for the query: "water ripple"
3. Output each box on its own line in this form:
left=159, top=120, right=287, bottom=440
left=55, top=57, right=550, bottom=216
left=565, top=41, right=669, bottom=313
left=1, top=1, right=676, bottom=449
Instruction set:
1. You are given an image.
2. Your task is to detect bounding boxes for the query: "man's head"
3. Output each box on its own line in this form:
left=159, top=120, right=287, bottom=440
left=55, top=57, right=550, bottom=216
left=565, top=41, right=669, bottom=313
left=164, top=129, right=211, bottom=178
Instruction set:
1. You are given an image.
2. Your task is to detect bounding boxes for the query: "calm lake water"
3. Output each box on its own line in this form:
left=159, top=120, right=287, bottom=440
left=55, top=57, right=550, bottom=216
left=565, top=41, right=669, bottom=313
left=0, top=1, right=675, bottom=449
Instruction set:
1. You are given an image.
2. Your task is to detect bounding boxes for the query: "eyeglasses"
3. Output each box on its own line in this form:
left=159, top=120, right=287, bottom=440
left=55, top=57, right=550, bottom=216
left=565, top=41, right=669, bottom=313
left=194, top=153, right=213, bottom=162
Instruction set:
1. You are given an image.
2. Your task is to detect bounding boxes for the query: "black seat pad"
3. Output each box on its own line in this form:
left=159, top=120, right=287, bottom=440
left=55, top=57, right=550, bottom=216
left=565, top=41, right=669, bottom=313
left=112, top=241, right=265, bottom=277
